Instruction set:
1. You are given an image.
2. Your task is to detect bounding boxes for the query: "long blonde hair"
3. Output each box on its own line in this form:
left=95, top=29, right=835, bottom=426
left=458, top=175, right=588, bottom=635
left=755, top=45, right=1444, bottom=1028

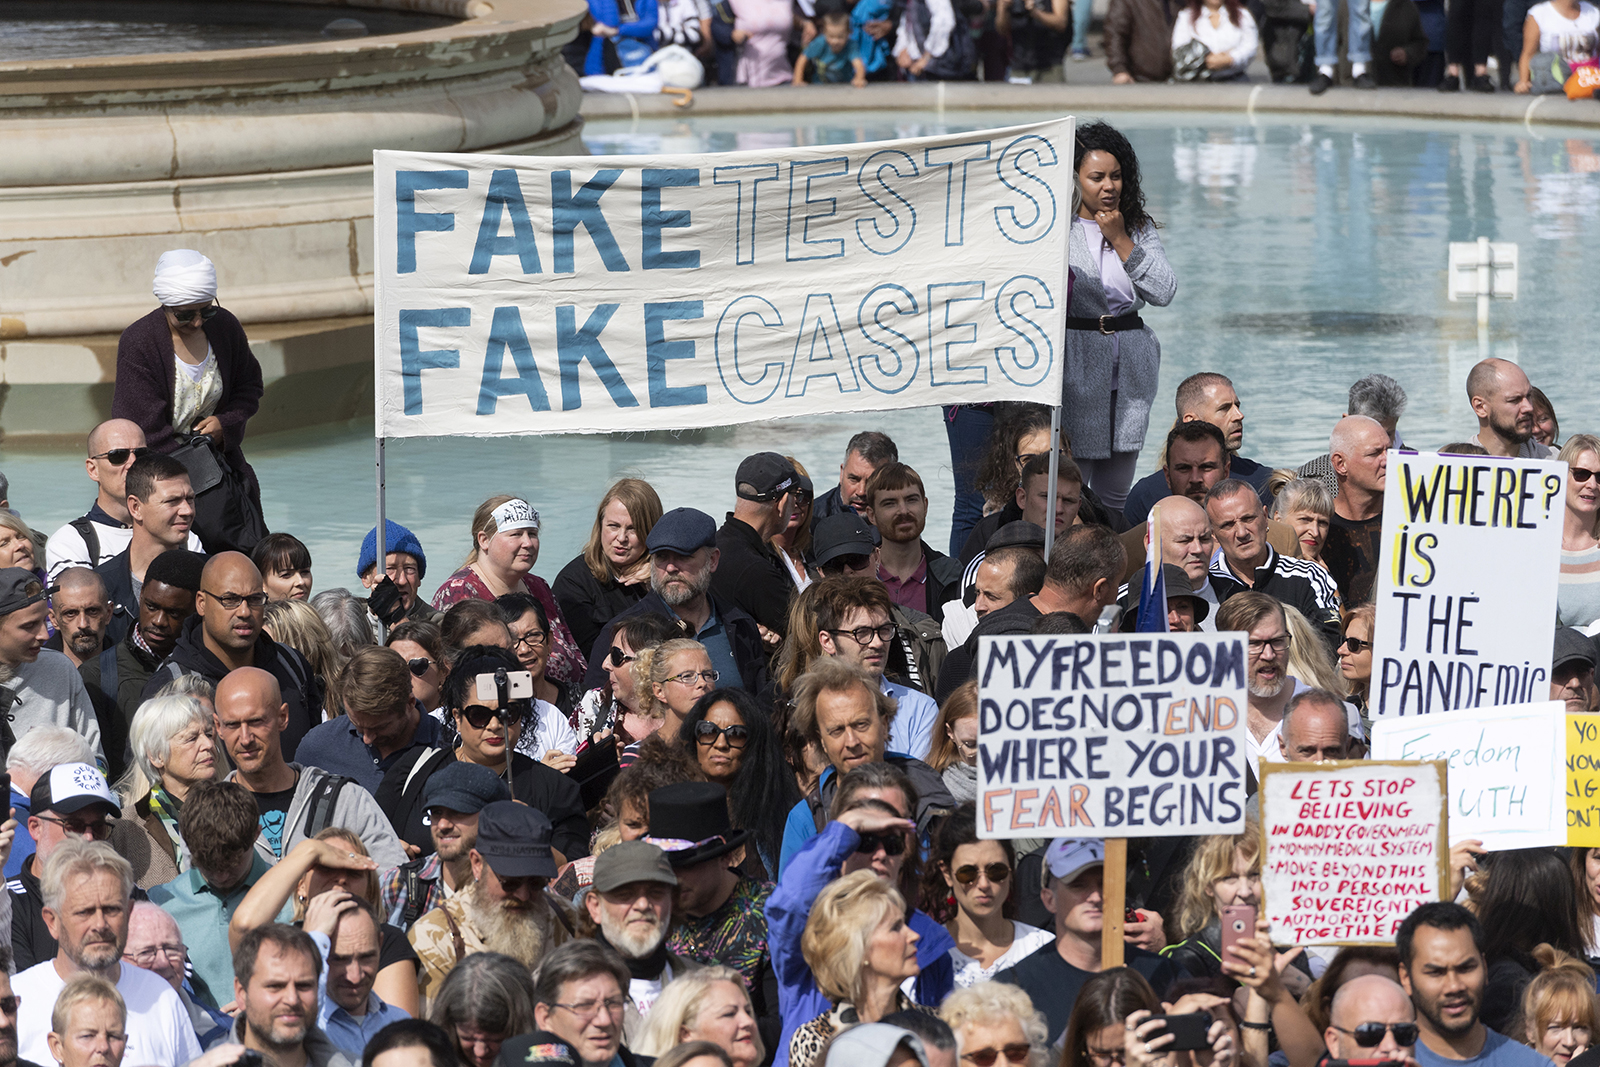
left=582, top=479, right=663, bottom=583
left=634, top=967, right=764, bottom=1059
left=1171, top=825, right=1260, bottom=942
left=1283, top=604, right=1344, bottom=694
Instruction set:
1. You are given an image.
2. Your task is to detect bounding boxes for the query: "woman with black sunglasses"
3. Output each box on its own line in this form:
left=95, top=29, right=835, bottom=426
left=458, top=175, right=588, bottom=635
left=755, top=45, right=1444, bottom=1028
left=1337, top=604, right=1376, bottom=714
left=1559, top=434, right=1600, bottom=630
left=933, top=805, right=1052, bottom=989
left=678, top=688, right=798, bottom=877
left=112, top=249, right=265, bottom=520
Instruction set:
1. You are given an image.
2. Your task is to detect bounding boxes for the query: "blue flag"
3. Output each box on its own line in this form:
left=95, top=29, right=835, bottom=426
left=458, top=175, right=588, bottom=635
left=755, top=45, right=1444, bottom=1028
left=1134, top=559, right=1168, bottom=633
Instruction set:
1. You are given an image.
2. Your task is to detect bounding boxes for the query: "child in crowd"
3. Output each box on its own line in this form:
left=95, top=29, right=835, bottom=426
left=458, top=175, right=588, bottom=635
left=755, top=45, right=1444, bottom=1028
left=794, top=8, right=871, bottom=83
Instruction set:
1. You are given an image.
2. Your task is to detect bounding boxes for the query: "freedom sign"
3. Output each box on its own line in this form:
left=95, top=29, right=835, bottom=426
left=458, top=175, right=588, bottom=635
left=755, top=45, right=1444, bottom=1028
left=975, top=632, right=1249, bottom=839
left=372, top=120, right=1074, bottom=438
left=1371, top=451, right=1566, bottom=717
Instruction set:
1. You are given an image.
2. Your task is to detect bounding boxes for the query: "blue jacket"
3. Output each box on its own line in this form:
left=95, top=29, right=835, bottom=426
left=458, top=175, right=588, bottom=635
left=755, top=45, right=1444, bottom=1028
left=766, top=821, right=955, bottom=1067
left=584, top=0, right=660, bottom=73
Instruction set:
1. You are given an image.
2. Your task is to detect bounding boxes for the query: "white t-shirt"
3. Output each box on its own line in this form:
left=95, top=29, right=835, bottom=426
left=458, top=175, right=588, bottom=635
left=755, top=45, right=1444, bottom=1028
left=45, top=518, right=205, bottom=578
left=1529, top=1, right=1600, bottom=62
left=14, top=960, right=203, bottom=1067
left=949, top=922, right=1057, bottom=987
left=1248, top=679, right=1366, bottom=764
left=514, top=699, right=579, bottom=760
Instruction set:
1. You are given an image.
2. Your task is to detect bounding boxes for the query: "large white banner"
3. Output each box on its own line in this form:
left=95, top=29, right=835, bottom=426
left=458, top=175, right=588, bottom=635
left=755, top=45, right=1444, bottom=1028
left=1371, top=451, right=1566, bottom=717
left=372, top=120, right=1074, bottom=438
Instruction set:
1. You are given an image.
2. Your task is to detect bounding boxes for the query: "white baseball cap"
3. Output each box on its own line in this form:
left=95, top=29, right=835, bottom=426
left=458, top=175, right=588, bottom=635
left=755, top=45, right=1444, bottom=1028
left=30, top=762, right=118, bottom=817
left=1045, top=838, right=1106, bottom=884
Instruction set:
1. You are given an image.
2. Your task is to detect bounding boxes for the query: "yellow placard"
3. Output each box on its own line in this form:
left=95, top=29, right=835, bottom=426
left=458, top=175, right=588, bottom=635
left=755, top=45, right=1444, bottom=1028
left=1568, top=714, right=1600, bottom=847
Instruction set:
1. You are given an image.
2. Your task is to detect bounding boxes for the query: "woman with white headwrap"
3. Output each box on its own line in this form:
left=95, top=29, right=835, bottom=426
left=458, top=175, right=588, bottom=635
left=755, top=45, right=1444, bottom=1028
left=112, top=249, right=265, bottom=515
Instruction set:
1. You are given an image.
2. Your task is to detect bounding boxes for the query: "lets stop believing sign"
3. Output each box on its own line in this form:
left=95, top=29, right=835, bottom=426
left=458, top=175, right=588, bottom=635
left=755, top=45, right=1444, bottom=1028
left=975, top=632, right=1249, bottom=839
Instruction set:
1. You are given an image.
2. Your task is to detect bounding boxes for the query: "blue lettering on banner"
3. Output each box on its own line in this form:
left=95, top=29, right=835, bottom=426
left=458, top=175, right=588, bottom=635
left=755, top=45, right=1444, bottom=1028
left=855, top=150, right=919, bottom=257
left=395, top=170, right=468, bottom=274
left=928, top=282, right=986, bottom=386
left=856, top=285, right=921, bottom=394
left=786, top=159, right=849, bottom=261
left=787, top=294, right=860, bottom=396
left=645, top=301, right=707, bottom=407
left=478, top=306, right=551, bottom=414
left=641, top=169, right=701, bottom=270
left=551, top=170, right=630, bottom=273
left=556, top=303, right=639, bottom=410
left=399, top=307, right=469, bottom=414
left=714, top=296, right=786, bottom=405
left=993, top=275, right=1055, bottom=386
left=469, top=169, right=542, bottom=275
left=923, top=141, right=993, bottom=247
left=993, top=135, right=1059, bottom=245
left=712, top=164, right=780, bottom=266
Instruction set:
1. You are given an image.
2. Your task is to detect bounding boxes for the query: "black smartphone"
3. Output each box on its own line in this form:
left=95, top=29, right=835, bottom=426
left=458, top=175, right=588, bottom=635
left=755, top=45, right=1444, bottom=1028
left=1148, top=1013, right=1213, bottom=1051
left=236, top=1052, right=265, bottom=1067
left=0, top=772, right=10, bottom=800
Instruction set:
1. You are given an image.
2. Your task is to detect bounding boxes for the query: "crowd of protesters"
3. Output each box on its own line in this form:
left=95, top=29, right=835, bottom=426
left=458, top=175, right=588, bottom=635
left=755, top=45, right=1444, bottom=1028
left=0, top=177, right=1597, bottom=1067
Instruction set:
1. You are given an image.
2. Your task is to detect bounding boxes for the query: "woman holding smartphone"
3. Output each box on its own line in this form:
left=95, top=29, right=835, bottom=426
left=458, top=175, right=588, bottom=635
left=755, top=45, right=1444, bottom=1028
left=1159, top=828, right=1264, bottom=981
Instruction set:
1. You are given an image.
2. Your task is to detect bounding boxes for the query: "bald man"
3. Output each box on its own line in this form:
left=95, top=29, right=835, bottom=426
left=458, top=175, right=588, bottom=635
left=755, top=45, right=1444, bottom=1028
left=1324, top=415, right=1389, bottom=605
left=45, top=419, right=203, bottom=578
left=1116, top=496, right=1221, bottom=632
left=1278, top=688, right=1354, bottom=762
left=216, top=667, right=405, bottom=867
left=1468, top=358, right=1556, bottom=460
left=124, top=901, right=230, bottom=1046
left=46, top=569, right=112, bottom=669
left=139, top=553, right=323, bottom=760
left=1325, top=974, right=1418, bottom=1064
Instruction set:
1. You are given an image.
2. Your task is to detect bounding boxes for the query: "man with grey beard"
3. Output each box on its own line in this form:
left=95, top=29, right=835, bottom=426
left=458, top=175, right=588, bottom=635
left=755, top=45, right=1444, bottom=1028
left=1215, top=591, right=1305, bottom=775
left=581, top=508, right=769, bottom=693
left=408, top=802, right=576, bottom=1010
left=582, top=841, right=701, bottom=1044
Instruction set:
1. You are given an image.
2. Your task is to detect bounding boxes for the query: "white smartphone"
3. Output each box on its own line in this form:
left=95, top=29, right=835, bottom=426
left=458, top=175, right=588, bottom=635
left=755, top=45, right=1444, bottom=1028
left=476, top=670, right=534, bottom=701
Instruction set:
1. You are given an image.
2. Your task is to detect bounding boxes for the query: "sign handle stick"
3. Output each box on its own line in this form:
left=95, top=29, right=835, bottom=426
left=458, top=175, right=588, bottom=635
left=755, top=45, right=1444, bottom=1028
left=1044, top=406, right=1063, bottom=559
left=376, top=437, right=387, bottom=562
left=1102, top=837, right=1127, bottom=967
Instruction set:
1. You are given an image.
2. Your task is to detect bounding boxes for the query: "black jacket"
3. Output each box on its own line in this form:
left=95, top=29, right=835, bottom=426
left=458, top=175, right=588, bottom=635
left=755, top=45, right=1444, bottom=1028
left=582, top=590, right=770, bottom=696
left=1208, top=545, right=1343, bottom=652
left=377, top=746, right=589, bottom=860
left=551, top=554, right=650, bottom=659
left=92, top=548, right=139, bottom=647
left=81, top=627, right=163, bottom=744
left=934, top=595, right=1045, bottom=702
left=140, top=615, right=321, bottom=761
left=904, top=541, right=963, bottom=622
left=712, top=515, right=795, bottom=638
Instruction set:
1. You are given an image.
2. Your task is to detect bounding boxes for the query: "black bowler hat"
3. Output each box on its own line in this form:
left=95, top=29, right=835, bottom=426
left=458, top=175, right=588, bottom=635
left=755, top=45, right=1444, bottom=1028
left=644, top=781, right=751, bottom=868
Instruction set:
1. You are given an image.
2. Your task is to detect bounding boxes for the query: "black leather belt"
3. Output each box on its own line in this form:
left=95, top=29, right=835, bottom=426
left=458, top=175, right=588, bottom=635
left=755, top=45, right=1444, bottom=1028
left=1065, top=313, right=1145, bottom=334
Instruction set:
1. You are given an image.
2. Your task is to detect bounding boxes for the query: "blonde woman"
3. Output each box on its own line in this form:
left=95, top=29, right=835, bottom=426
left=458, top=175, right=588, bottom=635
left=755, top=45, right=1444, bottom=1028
left=634, top=966, right=765, bottom=1067
left=1338, top=605, right=1376, bottom=712
left=1282, top=604, right=1344, bottom=695
left=790, top=871, right=925, bottom=1067
left=1160, top=827, right=1263, bottom=982
left=553, top=478, right=664, bottom=656
left=631, top=639, right=717, bottom=751
left=431, top=494, right=585, bottom=684
left=1520, top=948, right=1595, bottom=1066
left=1559, top=434, right=1600, bottom=629
left=939, top=982, right=1048, bottom=1067
left=263, top=597, right=342, bottom=712
left=47, top=974, right=127, bottom=1067
left=1270, top=477, right=1334, bottom=573
left=110, top=694, right=226, bottom=889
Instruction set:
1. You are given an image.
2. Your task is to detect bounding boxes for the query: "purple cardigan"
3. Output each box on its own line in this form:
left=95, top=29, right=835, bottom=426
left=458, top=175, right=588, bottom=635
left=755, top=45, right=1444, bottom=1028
left=112, top=306, right=264, bottom=503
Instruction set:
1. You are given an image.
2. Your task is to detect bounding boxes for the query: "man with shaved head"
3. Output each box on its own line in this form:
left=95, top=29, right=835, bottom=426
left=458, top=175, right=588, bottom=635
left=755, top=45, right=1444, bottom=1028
left=140, top=552, right=322, bottom=760
left=46, top=570, right=112, bottom=670
left=1324, top=415, right=1390, bottom=605
left=45, top=419, right=202, bottom=579
left=1469, top=358, right=1556, bottom=460
left=217, top=666, right=405, bottom=867
left=1279, top=688, right=1354, bottom=762
left=1324, top=974, right=1418, bottom=1064
left=1123, top=374, right=1274, bottom=526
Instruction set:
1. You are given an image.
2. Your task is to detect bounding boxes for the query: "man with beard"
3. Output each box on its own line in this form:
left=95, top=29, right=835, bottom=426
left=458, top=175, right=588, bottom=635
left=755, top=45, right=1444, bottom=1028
left=0, top=944, right=47, bottom=1067
left=582, top=509, right=767, bottom=694
left=582, top=840, right=700, bottom=1043
left=712, top=452, right=800, bottom=639
left=1397, top=902, right=1550, bottom=1067
left=1323, top=415, right=1390, bottom=605
left=866, top=464, right=960, bottom=624
left=1206, top=480, right=1343, bottom=652
left=409, top=801, right=575, bottom=1009
left=380, top=763, right=510, bottom=930
left=80, top=549, right=201, bottom=731
left=225, top=924, right=355, bottom=1067
left=45, top=571, right=112, bottom=670
left=1469, top=358, right=1556, bottom=460
left=12, top=840, right=201, bottom=1067
left=1123, top=374, right=1275, bottom=526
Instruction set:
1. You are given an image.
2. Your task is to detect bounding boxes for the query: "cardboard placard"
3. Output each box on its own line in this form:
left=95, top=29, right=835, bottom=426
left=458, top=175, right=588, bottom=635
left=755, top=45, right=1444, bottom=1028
left=976, top=632, right=1249, bottom=839
left=1370, top=700, right=1566, bottom=849
left=1261, top=760, right=1448, bottom=946
left=1568, top=714, right=1600, bottom=847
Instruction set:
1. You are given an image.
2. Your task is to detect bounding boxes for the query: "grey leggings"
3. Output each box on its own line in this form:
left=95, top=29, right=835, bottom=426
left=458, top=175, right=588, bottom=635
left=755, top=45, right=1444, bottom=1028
left=1074, top=452, right=1142, bottom=513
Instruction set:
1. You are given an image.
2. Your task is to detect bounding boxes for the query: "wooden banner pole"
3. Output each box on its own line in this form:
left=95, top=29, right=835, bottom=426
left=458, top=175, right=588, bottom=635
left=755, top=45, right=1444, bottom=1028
left=1102, top=837, right=1127, bottom=967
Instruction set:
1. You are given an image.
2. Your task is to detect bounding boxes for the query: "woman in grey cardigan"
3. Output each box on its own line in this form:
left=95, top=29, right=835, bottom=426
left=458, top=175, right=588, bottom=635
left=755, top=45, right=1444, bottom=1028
left=1065, top=121, right=1177, bottom=513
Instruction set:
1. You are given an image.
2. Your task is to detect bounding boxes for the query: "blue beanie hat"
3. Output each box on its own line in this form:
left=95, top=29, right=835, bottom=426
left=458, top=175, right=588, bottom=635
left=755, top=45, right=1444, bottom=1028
left=359, top=520, right=426, bottom=580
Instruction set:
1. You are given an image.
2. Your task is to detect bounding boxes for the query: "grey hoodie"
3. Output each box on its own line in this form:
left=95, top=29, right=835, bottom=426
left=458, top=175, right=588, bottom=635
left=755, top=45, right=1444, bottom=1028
left=227, top=762, right=408, bottom=870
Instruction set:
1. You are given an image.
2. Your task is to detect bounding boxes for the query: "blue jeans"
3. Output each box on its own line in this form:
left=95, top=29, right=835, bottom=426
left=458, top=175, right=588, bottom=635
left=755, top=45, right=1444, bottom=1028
left=1070, top=0, right=1093, bottom=52
left=1315, top=0, right=1372, bottom=65
left=943, top=405, right=994, bottom=557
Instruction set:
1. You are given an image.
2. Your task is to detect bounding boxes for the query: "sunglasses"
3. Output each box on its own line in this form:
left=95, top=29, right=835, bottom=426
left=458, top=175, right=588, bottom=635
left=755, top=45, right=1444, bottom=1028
left=165, top=304, right=220, bottom=325
left=1572, top=467, right=1600, bottom=483
left=90, top=446, right=152, bottom=467
left=963, top=1046, right=1032, bottom=1067
left=954, top=862, right=1012, bottom=885
left=694, top=720, right=751, bottom=748
left=458, top=705, right=519, bottom=730
left=407, top=657, right=434, bottom=677
left=1339, top=636, right=1371, bottom=653
left=608, top=646, right=636, bottom=668
left=855, top=831, right=907, bottom=856
left=1335, top=1023, right=1419, bottom=1048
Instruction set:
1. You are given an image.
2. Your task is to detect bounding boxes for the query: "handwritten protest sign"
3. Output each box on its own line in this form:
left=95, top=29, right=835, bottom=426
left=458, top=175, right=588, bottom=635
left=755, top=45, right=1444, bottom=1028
left=372, top=120, right=1073, bottom=437
left=975, top=632, right=1248, bottom=839
left=1370, top=700, right=1565, bottom=849
left=1372, top=451, right=1565, bottom=717
left=1568, top=714, right=1600, bottom=847
left=1261, top=760, right=1448, bottom=946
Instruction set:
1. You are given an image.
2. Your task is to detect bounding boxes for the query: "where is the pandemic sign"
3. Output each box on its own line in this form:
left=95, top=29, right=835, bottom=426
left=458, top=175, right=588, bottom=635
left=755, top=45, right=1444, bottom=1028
left=975, top=632, right=1250, bottom=839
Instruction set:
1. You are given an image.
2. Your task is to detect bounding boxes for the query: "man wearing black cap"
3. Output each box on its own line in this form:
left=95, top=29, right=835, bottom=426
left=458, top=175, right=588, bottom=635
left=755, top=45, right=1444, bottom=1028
left=583, top=840, right=700, bottom=1041
left=713, top=452, right=800, bottom=640
left=1552, top=628, right=1597, bottom=713
left=80, top=548, right=201, bottom=738
left=582, top=508, right=767, bottom=695
left=380, top=762, right=511, bottom=931
left=650, top=782, right=781, bottom=1057
left=0, top=569, right=103, bottom=764
left=410, top=801, right=575, bottom=1008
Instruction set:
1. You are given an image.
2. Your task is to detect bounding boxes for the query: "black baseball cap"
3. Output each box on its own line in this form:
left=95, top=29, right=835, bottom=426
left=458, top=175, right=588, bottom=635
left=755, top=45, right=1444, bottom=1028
left=735, top=452, right=799, bottom=503
left=986, top=521, right=1046, bottom=552
left=0, top=568, right=55, bottom=616
left=812, top=511, right=881, bottom=566
left=1554, top=627, right=1597, bottom=672
left=474, top=801, right=557, bottom=879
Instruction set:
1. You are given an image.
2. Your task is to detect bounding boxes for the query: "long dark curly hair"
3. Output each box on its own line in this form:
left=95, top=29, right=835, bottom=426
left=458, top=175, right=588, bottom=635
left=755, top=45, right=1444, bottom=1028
left=1074, top=120, right=1158, bottom=233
